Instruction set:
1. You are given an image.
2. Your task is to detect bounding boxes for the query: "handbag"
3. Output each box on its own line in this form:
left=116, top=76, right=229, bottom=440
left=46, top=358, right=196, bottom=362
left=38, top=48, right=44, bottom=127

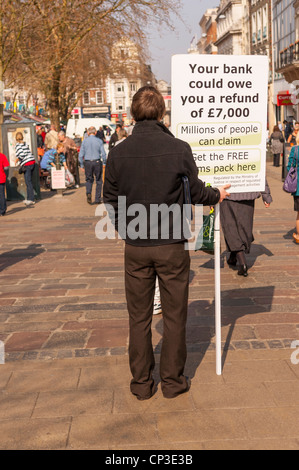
left=283, top=147, right=298, bottom=193
left=195, top=209, right=215, bottom=254
left=18, top=165, right=26, bottom=174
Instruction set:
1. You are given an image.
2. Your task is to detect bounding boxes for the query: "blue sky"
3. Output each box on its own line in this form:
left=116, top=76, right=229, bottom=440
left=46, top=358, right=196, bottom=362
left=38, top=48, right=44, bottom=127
left=147, top=0, right=219, bottom=83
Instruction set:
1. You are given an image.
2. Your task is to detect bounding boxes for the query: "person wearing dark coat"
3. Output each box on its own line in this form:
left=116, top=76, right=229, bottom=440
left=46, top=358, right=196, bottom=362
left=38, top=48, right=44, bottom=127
left=96, top=127, right=105, bottom=142
left=108, top=124, right=122, bottom=150
left=269, top=125, right=284, bottom=167
left=284, top=120, right=293, bottom=142
left=103, top=86, right=230, bottom=401
left=220, top=181, right=272, bottom=277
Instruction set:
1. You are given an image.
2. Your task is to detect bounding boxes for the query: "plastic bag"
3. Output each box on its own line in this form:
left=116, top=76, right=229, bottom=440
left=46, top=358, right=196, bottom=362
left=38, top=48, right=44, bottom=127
left=65, top=168, right=75, bottom=186
left=195, top=209, right=215, bottom=253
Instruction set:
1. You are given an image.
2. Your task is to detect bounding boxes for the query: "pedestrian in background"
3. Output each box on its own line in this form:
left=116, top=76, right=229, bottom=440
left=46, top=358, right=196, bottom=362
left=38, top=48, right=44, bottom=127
left=269, top=125, right=284, bottom=167
left=104, top=86, right=230, bottom=401
left=45, top=124, right=58, bottom=150
left=287, top=122, right=299, bottom=146
left=79, top=126, right=106, bottom=204
left=46, top=143, right=68, bottom=172
left=108, top=124, right=122, bottom=150
left=114, top=128, right=127, bottom=146
left=0, top=152, right=9, bottom=216
left=284, top=120, right=293, bottom=142
left=15, top=132, right=36, bottom=206
left=58, top=131, right=80, bottom=188
left=221, top=182, right=272, bottom=277
left=96, top=127, right=105, bottom=143
left=36, top=128, right=45, bottom=162
left=286, top=136, right=299, bottom=244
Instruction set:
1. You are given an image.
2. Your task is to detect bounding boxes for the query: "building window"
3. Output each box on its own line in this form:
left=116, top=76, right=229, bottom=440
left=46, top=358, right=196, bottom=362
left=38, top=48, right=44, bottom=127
left=257, top=9, right=262, bottom=42
left=116, top=83, right=125, bottom=93
left=116, top=98, right=125, bottom=112
left=273, top=0, right=295, bottom=69
left=252, top=13, right=256, bottom=44
left=262, top=5, right=268, bottom=40
left=130, top=82, right=137, bottom=92
left=96, top=91, right=103, bottom=104
left=83, top=92, right=90, bottom=105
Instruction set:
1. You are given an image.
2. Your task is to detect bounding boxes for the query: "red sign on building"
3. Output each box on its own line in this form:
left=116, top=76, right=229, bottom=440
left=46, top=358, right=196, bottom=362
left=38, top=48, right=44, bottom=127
left=277, top=93, right=293, bottom=106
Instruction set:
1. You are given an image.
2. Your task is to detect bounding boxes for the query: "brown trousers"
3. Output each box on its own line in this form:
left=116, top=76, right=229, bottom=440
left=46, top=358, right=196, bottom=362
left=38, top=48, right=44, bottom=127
left=125, top=242, right=190, bottom=399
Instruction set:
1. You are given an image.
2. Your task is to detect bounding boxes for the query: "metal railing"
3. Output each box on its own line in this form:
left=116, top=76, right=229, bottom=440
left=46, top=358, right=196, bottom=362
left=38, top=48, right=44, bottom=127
left=279, top=42, right=299, bottom=68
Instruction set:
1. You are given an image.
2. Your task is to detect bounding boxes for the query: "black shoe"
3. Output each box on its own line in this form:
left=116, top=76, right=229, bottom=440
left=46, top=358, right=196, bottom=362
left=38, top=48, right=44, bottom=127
left=238, top=264, right=248, bottom=277
left=87, top=194, right=92, bottom=204
left=95, top=198, right=103, bottom=204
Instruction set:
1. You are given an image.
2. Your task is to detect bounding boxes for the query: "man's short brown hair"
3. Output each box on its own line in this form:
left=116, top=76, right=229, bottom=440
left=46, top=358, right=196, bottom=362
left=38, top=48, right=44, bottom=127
left=131, top=86, right=165, bottom=122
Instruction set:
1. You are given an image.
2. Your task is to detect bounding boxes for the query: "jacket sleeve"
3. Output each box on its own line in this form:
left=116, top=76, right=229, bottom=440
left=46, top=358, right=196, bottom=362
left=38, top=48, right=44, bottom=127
left=3, top=155, right=9, bottom=168
left=15, top=144, right=22, bottom=162
left=182, top=143, right=220, bottom=206
left=261, top=179, right=273, bottom=204
left=287, top=146, right=298, bottom=171
left=79, top=140, right=85, bottom=167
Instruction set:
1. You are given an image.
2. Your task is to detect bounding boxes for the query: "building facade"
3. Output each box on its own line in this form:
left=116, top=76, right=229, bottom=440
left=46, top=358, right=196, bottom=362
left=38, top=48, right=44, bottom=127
left=75, top=78, right=110, bottom=120
left=107, top=38, right=155, bottom=124
left=215, top=0, right=244, bottom=55
left=249, top=0, right=275, bottom=131
left=273, top=0, right=297, bottom=122
left=198, top=8, right=218, bottom=54
left=71, top=38, right=155, bottom=125
left=250, top=0, right=271, bottom=57
left=3, top=87, right=46, bottom=118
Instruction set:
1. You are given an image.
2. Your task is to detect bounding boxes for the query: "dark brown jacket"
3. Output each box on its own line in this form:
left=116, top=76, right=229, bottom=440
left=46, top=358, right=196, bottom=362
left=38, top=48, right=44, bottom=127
left=103, top=120, right=220, bottom=246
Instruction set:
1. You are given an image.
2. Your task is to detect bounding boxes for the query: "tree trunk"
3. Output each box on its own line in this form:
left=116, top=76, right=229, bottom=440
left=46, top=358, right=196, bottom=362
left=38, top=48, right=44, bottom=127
left=59, top=88, right=69, bottom=124
left=48, top=64, right=62, bottom=131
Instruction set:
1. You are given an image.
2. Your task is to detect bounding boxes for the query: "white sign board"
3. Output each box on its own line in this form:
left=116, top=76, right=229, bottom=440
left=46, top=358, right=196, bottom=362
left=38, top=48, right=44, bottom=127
left=171, top=55, right=268, bottom=193
left=51, top=168, right=66, bottom=189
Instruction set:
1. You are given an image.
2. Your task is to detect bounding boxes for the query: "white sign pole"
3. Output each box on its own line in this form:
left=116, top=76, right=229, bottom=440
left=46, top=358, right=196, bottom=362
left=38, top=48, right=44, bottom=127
left=214, top=203, right=222, bottom=375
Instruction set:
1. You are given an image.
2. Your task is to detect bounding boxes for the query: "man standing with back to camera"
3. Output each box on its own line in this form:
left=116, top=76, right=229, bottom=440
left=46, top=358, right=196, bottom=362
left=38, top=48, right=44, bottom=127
left=79, top=126, right=106, bottom=204
left=103, top=86, right=230, bottom=401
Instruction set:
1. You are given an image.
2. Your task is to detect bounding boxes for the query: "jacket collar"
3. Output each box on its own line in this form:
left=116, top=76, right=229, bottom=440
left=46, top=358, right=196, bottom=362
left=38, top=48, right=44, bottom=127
left=133, top=120, right=174, bottom=137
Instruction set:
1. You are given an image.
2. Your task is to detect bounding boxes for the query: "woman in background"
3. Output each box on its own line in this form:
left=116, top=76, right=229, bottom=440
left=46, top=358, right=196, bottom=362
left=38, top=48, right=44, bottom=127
left=269, top=125, right=284, bottom=167
left=15, top=132, right=36, bottom=206
left=287, top=136, right=299, bottom=244
left=221, top=182, right=272, bottom=277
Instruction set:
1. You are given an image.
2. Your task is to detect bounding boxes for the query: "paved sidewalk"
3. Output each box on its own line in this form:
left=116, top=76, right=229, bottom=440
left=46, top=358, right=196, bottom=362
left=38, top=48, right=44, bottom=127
left=0, top=163, right=299, bottom=450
